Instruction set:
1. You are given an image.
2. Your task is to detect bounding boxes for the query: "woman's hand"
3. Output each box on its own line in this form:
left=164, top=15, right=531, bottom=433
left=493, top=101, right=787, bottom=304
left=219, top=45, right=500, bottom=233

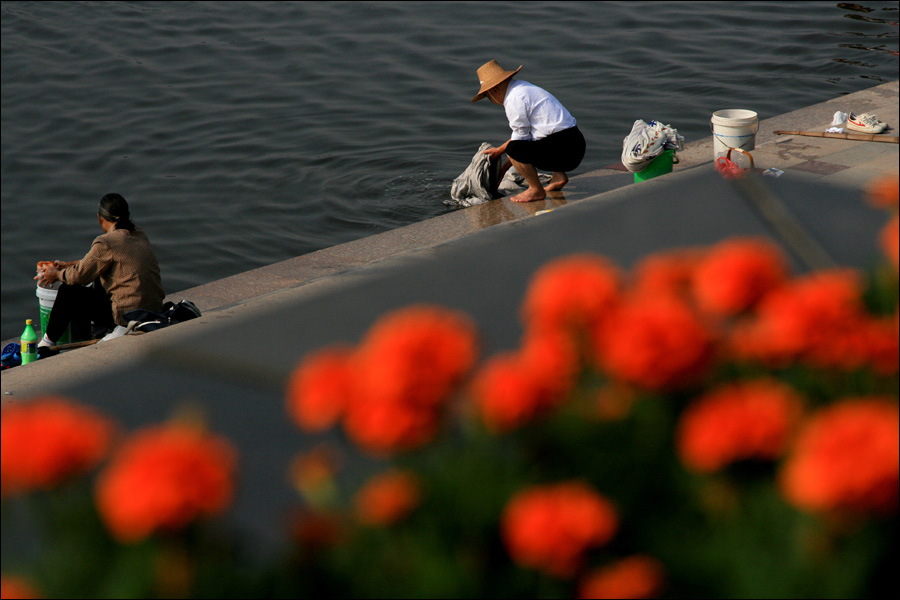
left=34, top=261, right=61, bottom=286
left=481, top=145, right=506, bottom=161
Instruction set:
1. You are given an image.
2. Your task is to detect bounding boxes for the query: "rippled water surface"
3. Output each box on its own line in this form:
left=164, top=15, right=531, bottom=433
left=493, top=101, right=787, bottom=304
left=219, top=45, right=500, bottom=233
left=2, top=1, right=898, bottom=339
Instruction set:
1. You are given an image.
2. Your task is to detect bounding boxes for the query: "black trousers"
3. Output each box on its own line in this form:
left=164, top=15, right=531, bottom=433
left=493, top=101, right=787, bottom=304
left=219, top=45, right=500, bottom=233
left=45, top=282, right=115, bottom=342
left=506, top=126, right=586, bottom=173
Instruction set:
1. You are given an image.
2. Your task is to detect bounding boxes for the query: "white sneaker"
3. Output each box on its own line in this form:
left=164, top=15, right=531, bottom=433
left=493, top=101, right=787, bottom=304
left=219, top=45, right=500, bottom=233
left=846, top=113, right=886, bottom=133
left=100, top=325, right=128, bottom=342
left=37, top=334, right=56, bottom=349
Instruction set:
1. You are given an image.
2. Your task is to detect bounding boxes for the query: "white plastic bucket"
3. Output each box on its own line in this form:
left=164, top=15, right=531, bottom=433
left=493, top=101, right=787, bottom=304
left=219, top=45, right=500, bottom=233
left=36, top=283, right=70, bottom=344
left=711, top=109, right=758, bottom=158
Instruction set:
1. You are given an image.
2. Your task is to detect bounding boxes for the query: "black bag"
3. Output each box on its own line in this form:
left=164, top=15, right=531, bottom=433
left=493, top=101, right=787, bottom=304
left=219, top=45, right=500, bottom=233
left=124, top=300, right=201, bottom=333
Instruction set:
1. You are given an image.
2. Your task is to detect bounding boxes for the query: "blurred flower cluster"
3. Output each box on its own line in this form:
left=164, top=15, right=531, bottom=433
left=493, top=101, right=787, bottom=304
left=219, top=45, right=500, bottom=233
left=2, top=175, right=897, bottom=598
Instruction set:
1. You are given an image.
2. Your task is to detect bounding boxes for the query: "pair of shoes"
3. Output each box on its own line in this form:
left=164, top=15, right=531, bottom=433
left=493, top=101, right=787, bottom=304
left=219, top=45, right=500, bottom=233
left=100, top=325, right=129, bottom=342
left=37, top=346, right=59, bottom=359
left=846, top=113, right=887, bottom=134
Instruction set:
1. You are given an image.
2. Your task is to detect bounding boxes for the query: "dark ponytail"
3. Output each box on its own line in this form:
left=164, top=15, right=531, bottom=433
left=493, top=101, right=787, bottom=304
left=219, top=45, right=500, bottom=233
left=98, top=193, right=136, bottom=231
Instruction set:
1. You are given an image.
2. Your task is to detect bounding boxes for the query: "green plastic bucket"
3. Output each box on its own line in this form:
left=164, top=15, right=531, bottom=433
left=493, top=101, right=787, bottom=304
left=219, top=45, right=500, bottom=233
left=36, top=284, right=71, bottom=344
left=634, top=150, right=674, bottom=182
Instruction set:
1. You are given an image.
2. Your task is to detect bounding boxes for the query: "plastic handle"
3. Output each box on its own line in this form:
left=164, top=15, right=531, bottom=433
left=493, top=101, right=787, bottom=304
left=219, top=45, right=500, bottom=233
left=726, top=148, right=755, bottom=169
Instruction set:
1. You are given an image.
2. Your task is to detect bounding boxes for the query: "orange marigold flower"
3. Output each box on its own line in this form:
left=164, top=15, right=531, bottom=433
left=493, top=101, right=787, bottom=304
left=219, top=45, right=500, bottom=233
left=866, top=174, right=899, bottom=210
left=95, top=423, right=237, bottom=543
left=343, top=397, right=438, bottom=455
left=734, top=269, right=897, bottom=375
left=354, top=469, right=421, bottom=526
left=578, top=555, right=666, bottom=599
left=595, top=294, right=714, bottom=392
left=631, top=247, right=705, bottom=301
left=0, top=575, right=41, bottom=599
left=502, top=481, right=618, bottom=579
left=728, top=269, right=869, bottom=370
left=781, top=398, right=899, bottom=515
left=470, top=353, right=550, bottom=433
left=343, top=305, right=478, bottom=454
left=881, top=214, right=899, bottom=273
left=691, top=237, right=789, bottom=317
left=519, top=326, right=581, bottom=401
left=471, top=328, right=580, bottom=433
left=859, top=317, right=900, bottom=375
left=522, top=254, right=621, bottom=336
left=355, top=305, right=479, bottom=410
left=286, top=345, right=355, bottom=432
left=1, top=396, right=114, bottom=497
left=676, top=379, right=804, bottom=473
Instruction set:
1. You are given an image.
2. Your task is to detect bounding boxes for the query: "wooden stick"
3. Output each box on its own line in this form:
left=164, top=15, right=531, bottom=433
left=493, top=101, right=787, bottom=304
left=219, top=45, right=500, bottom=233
left=50, top=322, right=143, bottom=352
left=53, top=338, right=101, bottom=351
left=774, top=130, right=899, bottom=143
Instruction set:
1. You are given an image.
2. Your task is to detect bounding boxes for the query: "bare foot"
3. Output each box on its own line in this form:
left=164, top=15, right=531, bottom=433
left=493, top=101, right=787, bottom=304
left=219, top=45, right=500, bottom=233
left=510, top=187, right=547, bottom=203
left=545, top=173, right=568, bottom=192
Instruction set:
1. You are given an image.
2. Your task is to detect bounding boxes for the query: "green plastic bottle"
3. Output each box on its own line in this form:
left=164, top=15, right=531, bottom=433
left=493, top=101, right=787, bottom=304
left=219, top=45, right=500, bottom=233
left=21, top=319, right=38, bottom=365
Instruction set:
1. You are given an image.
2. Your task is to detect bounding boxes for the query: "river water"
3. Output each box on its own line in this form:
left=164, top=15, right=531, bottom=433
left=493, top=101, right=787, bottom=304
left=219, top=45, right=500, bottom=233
left=2, top=1, right=898, bottom=340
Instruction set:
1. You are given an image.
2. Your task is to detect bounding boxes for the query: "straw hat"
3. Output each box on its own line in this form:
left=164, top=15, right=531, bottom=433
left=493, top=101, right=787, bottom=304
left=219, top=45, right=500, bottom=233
left=471, top=60, right=522, bottom=102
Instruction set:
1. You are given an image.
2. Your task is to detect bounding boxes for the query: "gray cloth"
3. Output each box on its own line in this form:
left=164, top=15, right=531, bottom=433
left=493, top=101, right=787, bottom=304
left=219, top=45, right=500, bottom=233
left=447, top=142, right=552, bottom=207
left=447, top=142, right=504, bottom=207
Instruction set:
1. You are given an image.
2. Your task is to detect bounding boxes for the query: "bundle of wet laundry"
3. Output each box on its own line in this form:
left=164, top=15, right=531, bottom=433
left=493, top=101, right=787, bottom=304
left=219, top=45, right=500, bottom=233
left=447, top=142, right=550, bottom=207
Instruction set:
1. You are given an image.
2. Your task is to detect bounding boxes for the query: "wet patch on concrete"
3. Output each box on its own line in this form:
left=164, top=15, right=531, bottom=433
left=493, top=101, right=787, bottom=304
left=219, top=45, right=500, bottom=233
left=787, top=160, right=852, bottom=175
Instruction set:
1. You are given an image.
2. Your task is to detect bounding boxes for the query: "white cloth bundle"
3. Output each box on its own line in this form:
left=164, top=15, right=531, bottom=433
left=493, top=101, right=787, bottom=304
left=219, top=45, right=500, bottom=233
left=621, top=120, right=683, bottom=172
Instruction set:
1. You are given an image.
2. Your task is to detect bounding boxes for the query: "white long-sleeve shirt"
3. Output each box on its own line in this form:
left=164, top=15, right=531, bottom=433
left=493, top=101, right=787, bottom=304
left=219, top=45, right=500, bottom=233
left=504, top=80, right=577, bottom=141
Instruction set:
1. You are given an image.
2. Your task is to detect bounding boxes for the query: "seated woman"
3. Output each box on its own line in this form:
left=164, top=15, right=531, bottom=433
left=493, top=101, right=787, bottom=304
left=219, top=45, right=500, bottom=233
left=35, top=193, right=165, bottom=348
